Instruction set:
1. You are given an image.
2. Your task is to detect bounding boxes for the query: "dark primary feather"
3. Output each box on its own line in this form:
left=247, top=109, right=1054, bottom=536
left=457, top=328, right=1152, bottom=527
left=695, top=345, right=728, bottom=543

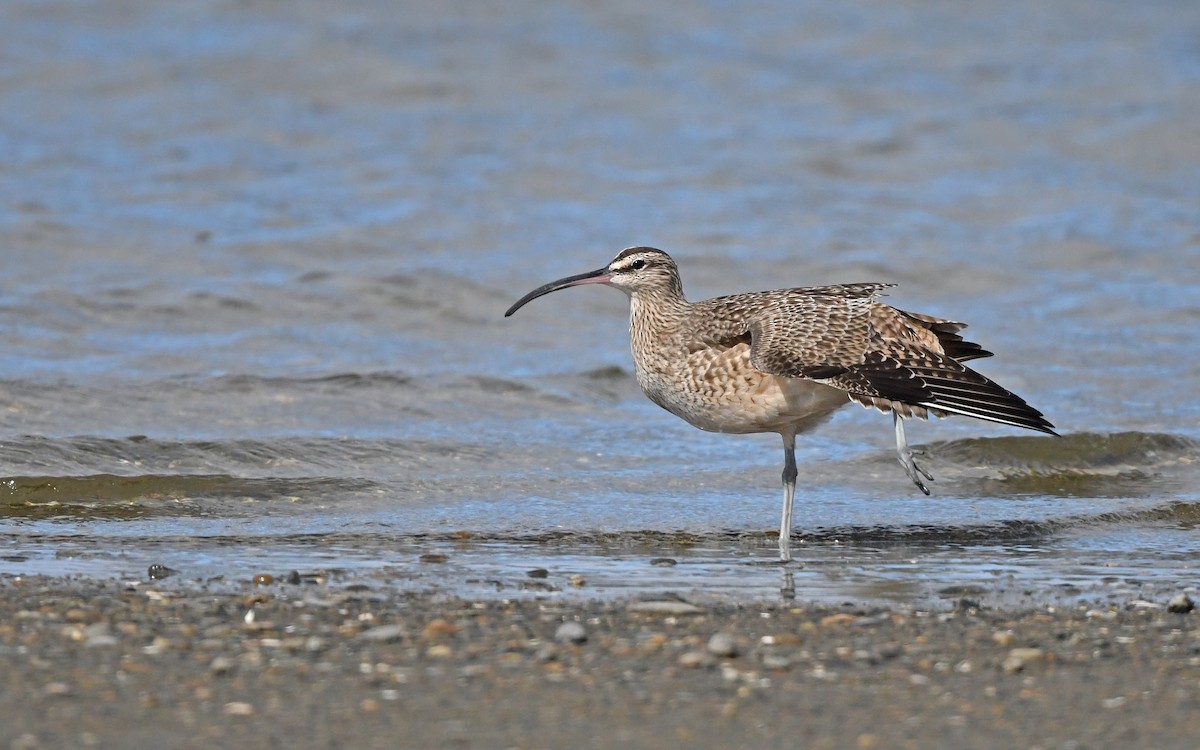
left=832, top=351, right=1057, bottom=435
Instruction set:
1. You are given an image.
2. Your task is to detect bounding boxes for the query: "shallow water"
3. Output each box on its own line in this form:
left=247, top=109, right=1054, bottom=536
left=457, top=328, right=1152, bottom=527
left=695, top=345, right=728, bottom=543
left=1, top=0, right=1198, bottom=606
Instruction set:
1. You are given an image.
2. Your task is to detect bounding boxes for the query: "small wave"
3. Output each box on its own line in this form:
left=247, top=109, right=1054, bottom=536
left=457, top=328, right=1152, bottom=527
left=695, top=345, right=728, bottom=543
left=907, top=429, right=1200, bottom=494
left=325, top=498, right=1200, bottom=549
left=0, top=434, right=501, bottom=478
left=210, top=372, right=416, bottom=390
left=0, top=474, right=376, bottom=520
left=929, top=431, right=1197, bottom=474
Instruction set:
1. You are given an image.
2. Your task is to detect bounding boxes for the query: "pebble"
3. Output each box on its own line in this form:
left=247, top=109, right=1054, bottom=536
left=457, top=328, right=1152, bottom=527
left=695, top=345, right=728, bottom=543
left=554, top=621, right=587, bottom=644
left=1167, top=593, right=1194, bottom=614
left=421, top=619, right=460, bottom=639
left=223, top=702, right=255, bottom=717
left=678, top=650, right=714, bottom=668
left=648, top=558, right=677, bottom=566
left=992, top=630, right=1016, bottom=647
left=1003, top=647, right=1045, bottom=673
left=526, top=568, right=549, bottom=579
left=147, top=564, right=177, bottom=580
left=760, top=654, right=792, bottom=670
left=419, top=553, right=448, bottom=564
left=426, top=644, right=453, bottom=658
left=84, top=634, right=119, bottom=648
left=627, top=600, right=702, bottom=615
left=706, top=632, right=738, bottom=658
left=210, top=656, right=235, bottom=675
left=360, top=624, right=406, bottom=643
left=43, top=681, right=72, bottom=698
left=83, top=623, right=117, bottom=648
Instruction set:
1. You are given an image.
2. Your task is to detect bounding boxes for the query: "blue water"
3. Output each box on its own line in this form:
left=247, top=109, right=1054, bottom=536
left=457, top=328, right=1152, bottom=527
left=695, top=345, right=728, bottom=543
left=0, top=0, right=1198, bottom=606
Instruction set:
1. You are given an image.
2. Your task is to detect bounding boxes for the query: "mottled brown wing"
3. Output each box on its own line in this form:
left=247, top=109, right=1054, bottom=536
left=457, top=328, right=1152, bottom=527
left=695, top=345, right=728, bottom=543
left=738, top=284, right=894, bottom=378
left=740, top=288, right=1056, bottom=434
left=895, top=310, right=993, bottom=363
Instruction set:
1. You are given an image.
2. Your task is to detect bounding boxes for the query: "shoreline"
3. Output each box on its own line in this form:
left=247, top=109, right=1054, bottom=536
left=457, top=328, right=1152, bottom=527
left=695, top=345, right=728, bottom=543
left=1, top=574, right=1197, bottom=749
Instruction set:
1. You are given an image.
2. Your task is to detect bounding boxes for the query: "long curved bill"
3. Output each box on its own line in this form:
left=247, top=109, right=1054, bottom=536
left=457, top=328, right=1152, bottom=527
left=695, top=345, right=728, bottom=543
left=504, top=267, right=612, bottom=317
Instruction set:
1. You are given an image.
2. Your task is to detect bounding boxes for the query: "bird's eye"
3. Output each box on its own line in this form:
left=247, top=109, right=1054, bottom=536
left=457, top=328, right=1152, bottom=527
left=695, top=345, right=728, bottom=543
left=630, top=259, right=646, bottom=270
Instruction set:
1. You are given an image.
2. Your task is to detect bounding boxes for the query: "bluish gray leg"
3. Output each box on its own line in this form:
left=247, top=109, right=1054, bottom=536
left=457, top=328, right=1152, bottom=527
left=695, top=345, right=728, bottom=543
left=779, top=431, right=797, bottom=562
left=894, top=411, right=933, bottom=495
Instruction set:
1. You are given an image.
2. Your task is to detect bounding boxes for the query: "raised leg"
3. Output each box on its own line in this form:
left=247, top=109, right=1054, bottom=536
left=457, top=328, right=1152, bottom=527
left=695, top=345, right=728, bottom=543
left=894, top=411, right=933, bottom=495
left=779, top=431, right=798, bottom=562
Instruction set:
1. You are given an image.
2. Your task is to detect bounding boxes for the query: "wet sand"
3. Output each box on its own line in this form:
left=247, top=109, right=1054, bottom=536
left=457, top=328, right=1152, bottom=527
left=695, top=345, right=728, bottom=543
left=2, top=574, right=1196, bottom=749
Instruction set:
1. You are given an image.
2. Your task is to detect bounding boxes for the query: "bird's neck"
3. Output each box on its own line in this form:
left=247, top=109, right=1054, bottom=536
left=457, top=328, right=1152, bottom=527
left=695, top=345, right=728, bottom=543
left=628, top=288, right=689, bottom=336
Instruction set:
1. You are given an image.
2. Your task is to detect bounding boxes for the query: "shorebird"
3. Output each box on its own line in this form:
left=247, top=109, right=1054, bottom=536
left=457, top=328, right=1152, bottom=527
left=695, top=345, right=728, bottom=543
left=504, top=247, right=1056, bottom=562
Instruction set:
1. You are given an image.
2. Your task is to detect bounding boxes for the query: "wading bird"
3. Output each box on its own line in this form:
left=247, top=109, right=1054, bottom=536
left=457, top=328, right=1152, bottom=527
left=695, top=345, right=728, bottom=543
left=505, top=247, right=1056, bottom=562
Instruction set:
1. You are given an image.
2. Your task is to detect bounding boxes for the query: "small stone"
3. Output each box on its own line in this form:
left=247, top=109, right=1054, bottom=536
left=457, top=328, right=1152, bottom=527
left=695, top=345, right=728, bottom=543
left=1167, top=593, right=1195, bottom=614
left=421, top=619, right=459, bottom=639
left=419, top=553, right=448, bottom=564
left=649, top=558, right=677, bottom=566
left=82, top=622, right=115, bottom=648
left=10, top=734, right=38, bottom=750
left=627, top=600, right=702, bottom=615
left=567, top=574, right=586, bottom=587
left=84, top=634, right=119, bottom=648
left=992, top=630, right=1016, bottom=647
left=360, top=624, right=406, bottom=643
left=43, top=682, right=72, bottom=698
left=554, top=621, right=587, bottom=645
left=252, top=574, right=274, bottom=585
left=223, top=702, right=255, bottom=717
left=707, top=633, right=738, bottom=658
left=210, top=656, right=235, bottom=676
left=1003, top=647, right=1044, bottom=673
left=526, top=568, right=549, bottom=579
left=761, top=654, right=792, bottom=670
left=65, top=609, right=90, bottom=623
left=147, top=564, right=177, bottom=580
left=678, top=651, right=713, bottom=668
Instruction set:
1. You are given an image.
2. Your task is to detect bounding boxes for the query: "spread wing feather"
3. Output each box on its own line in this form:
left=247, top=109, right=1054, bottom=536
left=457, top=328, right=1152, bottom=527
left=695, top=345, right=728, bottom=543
left=721, top=284, right=1056, bottom=435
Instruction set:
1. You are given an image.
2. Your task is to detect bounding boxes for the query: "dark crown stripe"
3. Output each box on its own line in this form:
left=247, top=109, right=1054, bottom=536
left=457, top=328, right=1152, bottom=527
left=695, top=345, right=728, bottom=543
left=613, top=246, right=667, bottom=261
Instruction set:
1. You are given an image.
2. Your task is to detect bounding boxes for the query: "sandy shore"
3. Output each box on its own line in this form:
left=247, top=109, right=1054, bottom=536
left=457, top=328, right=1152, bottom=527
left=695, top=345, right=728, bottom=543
left=1, top=575, right=1196, bottom=750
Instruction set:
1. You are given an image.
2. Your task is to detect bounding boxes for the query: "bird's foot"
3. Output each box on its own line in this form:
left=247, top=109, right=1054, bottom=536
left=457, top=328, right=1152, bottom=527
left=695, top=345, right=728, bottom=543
left=898, top=448, right=934, bottom=495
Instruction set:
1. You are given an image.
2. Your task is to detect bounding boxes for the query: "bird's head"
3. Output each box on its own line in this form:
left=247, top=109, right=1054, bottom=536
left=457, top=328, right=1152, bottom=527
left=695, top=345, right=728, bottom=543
left=504, top=246, right=680, bottom=317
